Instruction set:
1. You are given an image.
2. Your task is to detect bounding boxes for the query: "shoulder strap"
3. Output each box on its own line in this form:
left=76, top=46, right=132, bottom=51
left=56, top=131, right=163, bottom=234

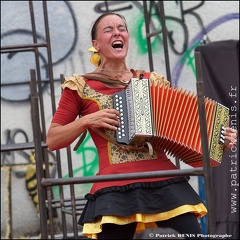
left=91, top=127, right=153, bottom=155
left=73, top=129, right=88, bottom=151
left=73, top=127, right=153, bottom=155
left=131, top=69, right=146, bottom=78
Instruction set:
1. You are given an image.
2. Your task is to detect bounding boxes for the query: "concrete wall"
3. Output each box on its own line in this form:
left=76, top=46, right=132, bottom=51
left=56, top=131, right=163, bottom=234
left=1, top=1, right=239, bottom=238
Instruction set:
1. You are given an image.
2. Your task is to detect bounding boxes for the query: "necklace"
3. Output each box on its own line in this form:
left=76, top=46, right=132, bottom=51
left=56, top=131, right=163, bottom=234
left=98, top=68, right=132, bottom=84
left=112, top=77, right=130, bottom=84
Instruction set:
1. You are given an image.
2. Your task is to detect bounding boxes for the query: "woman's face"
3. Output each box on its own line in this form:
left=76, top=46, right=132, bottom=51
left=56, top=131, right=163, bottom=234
left=92, top=15, right=129, bottom=63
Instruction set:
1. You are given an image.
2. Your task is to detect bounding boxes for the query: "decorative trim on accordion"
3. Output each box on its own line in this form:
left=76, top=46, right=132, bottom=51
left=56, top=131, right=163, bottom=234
left=113, top=78, right=229, bottom=168
left=209, top=103, right=229, bottom=164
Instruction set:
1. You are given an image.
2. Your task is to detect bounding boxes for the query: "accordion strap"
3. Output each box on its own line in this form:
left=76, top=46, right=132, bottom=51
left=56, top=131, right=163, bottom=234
left=73, top=127, right=154, bottom=155
left=91, top=127, right=154, bottom=155
left=73, top=129, right=88, bottom=151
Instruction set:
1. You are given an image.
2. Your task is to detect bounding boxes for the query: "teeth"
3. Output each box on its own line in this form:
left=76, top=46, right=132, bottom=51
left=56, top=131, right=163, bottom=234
left=112, top=41, right=123, bottom=46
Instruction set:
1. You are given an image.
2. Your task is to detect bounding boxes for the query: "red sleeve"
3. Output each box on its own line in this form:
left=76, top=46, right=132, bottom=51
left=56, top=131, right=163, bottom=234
left=144, top=72, right=151, bottom=78
left=51, top=88, right=82, bottom=125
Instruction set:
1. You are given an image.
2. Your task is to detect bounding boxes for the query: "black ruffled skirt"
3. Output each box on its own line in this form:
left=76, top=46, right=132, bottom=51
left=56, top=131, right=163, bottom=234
left=79, top=177, right=206, bottom=225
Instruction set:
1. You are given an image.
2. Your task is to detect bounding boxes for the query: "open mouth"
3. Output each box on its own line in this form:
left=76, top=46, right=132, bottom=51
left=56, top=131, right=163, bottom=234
left=112, top=41, right=123, bottom=49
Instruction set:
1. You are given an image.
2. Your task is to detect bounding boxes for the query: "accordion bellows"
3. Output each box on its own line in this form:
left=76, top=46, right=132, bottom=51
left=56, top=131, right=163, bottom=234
left=113, top=78, right=229, bottom=167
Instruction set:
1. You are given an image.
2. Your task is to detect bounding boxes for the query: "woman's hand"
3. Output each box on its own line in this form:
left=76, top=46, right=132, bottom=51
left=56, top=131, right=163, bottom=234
left=221, top=126, right=238, bottom=149
left=83, top=109, right=120, bottom=130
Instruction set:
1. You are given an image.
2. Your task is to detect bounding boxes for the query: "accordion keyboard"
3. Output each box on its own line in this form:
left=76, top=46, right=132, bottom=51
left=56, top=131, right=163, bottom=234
left=113, top=91, right=130, bottom=145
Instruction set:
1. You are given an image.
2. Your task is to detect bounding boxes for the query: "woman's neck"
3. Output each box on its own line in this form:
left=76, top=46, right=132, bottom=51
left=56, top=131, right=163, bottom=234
left=98, top=61, right=129, bottom=71
left=94, top=65, right=133, bottom=84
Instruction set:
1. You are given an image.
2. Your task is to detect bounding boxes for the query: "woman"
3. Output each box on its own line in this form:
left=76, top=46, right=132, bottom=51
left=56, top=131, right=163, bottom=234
left=46, top=12, right=238, bottom=239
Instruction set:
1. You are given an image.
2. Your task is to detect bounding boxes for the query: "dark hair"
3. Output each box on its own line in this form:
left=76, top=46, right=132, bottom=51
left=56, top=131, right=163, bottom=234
left=91, top=12, right=128, bottom=40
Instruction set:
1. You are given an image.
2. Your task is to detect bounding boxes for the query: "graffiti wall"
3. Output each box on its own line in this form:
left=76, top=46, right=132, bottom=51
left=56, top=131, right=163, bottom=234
left=1, top=1, right=239, bottom=238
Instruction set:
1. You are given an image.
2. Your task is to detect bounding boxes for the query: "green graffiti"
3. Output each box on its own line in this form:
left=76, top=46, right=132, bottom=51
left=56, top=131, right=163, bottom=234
left=52, top=131, right=98, bottom=197
left=180, top=41, right=202, bottom=78
left=74, top=131, right=99, bottom=177
left=63, top=131, right=98, bottom=178
left=131, top=14, right=163, bottom=55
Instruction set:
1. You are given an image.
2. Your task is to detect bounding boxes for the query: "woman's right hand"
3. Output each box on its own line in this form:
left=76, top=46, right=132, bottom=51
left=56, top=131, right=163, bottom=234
left=82, top=109, right=120, bottom=130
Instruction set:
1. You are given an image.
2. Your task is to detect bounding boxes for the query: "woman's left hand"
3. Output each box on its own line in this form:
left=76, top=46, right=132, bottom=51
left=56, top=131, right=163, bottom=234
left=222, top=127, right=238, bottom=149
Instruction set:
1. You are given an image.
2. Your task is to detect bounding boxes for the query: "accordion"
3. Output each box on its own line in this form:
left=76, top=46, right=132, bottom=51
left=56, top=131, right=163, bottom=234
left=113, top=78, right=229, bottom=167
